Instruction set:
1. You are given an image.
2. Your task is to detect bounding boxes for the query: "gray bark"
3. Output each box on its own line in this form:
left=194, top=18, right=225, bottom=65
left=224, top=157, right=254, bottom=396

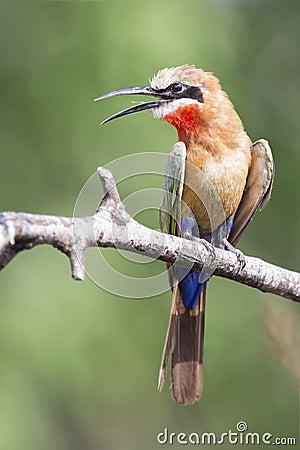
left=0, top=167, right=299, bottom=302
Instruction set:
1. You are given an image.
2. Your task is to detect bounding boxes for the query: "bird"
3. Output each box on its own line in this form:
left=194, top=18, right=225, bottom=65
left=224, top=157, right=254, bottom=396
left=94, top=65, right=274, bottom=405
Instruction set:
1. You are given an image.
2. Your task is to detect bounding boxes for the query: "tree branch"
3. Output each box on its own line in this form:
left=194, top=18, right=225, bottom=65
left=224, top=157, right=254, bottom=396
left=0, top=167, right=299, bottom=302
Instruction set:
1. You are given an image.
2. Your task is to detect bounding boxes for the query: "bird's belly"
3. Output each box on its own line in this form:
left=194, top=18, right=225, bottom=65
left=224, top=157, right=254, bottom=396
left=182, top=152, right=249, bottom=234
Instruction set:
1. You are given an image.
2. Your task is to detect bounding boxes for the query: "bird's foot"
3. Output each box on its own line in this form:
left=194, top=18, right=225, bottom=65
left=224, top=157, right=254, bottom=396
left=223, top=239, right=246, bottom=271
left=182, top=233, right=216, bottom=263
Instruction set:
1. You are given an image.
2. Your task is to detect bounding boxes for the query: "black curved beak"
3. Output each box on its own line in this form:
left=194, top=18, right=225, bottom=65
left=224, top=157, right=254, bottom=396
left=94, top=86, right=167, bottom=124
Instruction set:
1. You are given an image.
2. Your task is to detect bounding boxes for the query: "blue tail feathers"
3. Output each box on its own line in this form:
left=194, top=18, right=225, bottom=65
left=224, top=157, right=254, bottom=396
left=177, top=216, right=234, bottom=309
left=178, top=270, right=207, bottom=309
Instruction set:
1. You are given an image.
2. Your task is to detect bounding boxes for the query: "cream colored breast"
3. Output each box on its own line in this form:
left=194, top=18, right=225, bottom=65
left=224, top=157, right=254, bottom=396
left=181, top=148, right=250, bottom=233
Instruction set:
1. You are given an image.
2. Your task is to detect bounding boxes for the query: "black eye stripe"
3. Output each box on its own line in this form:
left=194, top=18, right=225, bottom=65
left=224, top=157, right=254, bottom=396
left=154, top=83, right=203, bottom=103
left=176, top=85, right=203, bottom=102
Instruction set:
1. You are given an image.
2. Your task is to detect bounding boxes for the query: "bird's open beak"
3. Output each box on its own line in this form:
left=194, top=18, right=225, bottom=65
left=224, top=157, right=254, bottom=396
left=94, top=86, right=166, bottom=124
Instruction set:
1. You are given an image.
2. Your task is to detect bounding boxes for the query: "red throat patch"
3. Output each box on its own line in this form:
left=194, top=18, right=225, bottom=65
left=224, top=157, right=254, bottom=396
left=164, top=104, right=206, bottom=144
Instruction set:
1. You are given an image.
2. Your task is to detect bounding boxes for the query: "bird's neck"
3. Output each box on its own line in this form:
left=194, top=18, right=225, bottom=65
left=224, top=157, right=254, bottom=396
left=164, top=104, right=204, bottom=147
left=164, top=103, right=246, bottom=154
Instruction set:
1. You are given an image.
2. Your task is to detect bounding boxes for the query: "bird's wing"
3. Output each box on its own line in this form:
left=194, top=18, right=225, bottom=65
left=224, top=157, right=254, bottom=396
left=158, top=141, right=206, bottom=404
left=229, top=139, right=274, bottom=246
left=159, top=141, right=186, bottom=236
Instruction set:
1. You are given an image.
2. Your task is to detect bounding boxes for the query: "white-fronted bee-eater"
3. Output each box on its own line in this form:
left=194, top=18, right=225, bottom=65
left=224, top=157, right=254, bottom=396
left=95, top=65, right=274, bottom=405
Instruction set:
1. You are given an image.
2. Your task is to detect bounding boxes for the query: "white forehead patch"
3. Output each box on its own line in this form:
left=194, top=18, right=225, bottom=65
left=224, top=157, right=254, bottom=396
left=150, top=64, right=203, bottom=90
left=152, top=98, right=201, bottom=119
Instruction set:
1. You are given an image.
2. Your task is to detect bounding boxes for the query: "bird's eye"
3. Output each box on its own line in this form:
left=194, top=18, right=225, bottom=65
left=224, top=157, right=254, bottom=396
left=171, top=82, right=184, bottom=93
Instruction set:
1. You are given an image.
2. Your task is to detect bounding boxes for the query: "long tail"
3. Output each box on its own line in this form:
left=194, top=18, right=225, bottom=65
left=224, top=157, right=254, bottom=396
left=158, top=282, right=206, bottom=405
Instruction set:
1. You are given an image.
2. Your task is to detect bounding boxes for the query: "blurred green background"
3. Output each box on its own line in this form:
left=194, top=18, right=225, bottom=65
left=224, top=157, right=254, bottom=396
left=0, top=0, right=299, bottom=449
